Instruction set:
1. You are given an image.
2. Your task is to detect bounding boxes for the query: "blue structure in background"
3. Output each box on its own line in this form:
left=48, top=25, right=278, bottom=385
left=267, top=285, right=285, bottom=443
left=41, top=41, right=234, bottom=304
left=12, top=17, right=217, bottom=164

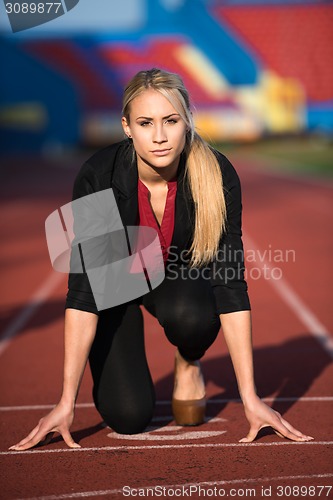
left=307, top=103, right=333, bottom=136
left=0, top=38, right=79, bottom=153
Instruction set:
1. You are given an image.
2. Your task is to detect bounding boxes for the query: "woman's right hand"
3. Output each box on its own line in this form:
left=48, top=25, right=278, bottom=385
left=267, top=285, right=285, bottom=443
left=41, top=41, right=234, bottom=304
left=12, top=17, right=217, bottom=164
left=8, top=401, right=80, bottom=451
left=9, top=309, right=99, bottom=452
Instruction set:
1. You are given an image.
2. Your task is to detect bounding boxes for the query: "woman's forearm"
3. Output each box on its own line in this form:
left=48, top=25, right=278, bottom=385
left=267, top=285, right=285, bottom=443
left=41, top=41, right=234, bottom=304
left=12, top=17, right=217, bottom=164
left=219, top=310, right=257, bottom=404
left=60, top=308, right=98, bottom=407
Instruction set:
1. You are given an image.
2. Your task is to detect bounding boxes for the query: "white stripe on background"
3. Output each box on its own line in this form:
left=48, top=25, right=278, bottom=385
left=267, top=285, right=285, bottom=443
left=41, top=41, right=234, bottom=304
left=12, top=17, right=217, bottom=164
left=0, top=272, right=65, bottom=356
left=244, top=234, right=333, bottom=359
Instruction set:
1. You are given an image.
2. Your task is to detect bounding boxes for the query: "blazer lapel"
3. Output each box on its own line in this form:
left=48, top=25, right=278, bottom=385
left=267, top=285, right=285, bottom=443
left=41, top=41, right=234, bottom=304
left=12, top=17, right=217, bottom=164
left=171, top=154, right=194, bottom=256
left=111, top=145, right=139, bottom=228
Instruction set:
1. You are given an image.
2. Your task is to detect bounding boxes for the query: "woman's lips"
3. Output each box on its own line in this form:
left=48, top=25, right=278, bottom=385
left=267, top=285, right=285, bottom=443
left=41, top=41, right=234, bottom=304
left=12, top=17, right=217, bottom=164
left=151, top=149, right=171, bottom=156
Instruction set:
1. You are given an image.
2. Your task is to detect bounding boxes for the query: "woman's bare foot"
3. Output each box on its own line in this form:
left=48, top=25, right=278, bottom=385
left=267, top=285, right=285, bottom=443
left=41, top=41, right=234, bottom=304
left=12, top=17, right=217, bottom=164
left=173, top=349, right=205, bottom=401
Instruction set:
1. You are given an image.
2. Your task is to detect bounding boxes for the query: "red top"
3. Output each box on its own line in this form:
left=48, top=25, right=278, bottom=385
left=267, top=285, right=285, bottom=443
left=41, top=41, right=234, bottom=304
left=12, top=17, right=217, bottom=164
left=138, top=178, right=177, bottom=263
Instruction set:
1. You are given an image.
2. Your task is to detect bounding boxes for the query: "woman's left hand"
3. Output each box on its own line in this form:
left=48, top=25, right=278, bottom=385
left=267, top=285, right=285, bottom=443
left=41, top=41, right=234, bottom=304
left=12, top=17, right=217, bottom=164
left=240, top=396, right=314, bottom=443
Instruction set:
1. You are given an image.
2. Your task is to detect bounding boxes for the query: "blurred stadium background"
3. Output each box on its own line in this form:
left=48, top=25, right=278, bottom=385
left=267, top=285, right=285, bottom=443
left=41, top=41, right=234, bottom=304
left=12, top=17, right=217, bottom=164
left=0, top=0, right=332, bottom=174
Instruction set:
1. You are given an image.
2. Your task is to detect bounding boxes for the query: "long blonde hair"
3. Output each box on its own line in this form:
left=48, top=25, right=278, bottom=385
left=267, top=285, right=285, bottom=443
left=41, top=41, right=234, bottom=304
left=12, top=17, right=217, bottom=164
left=122, top=68, right=226, bottom=267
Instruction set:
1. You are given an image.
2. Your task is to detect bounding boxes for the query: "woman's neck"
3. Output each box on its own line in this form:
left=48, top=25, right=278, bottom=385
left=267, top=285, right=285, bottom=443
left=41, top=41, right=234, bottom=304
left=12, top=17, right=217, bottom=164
left=137, top=155, right=179, bottom=186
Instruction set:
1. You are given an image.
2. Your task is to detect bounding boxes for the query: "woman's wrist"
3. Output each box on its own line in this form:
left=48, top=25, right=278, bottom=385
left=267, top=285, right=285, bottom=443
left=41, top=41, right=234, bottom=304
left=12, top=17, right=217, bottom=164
left=59, top=394, right=76, bottom=410
left=239, top=389, right=259, bottom=407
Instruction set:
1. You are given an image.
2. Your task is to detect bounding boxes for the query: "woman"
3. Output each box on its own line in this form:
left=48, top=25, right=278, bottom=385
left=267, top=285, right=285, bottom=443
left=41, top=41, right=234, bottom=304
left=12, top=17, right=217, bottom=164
left=10, top=68, right=313, bottom=450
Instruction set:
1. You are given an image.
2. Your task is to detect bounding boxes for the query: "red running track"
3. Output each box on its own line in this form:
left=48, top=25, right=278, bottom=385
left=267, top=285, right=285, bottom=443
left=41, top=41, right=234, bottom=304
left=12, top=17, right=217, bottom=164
left=0, top=152, right=332, bottom=499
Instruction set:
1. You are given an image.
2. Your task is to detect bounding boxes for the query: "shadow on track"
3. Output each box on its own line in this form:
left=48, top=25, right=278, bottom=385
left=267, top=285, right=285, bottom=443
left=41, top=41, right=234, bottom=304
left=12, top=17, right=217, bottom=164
left=0, top=300, right=66, bottom=337
left=154, top=334, right=331, bottom=420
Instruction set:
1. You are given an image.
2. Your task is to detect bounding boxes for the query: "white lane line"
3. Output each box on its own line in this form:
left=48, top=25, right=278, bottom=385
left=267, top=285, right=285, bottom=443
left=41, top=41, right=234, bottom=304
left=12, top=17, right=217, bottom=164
left=159, top=396, right=333, bottom=405
left=0, top=272, right=65, bottom=356
left=18, top=474, right=333, bottom=500
left=2, top=441, right=333, bottom=456
left=1, top=397, right=332, bottom=412
left=244, top=234, right=333, bottom=359
left=0, top=403, right=94, bottom=412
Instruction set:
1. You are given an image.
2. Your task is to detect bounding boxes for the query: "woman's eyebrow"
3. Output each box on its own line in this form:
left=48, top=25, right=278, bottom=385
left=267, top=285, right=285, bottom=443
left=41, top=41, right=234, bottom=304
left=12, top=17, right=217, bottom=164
left=135, top=113, right=180, bottom=121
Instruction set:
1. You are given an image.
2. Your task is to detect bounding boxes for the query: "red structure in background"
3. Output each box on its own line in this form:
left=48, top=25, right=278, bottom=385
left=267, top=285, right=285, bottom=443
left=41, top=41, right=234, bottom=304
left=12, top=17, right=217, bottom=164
left=214, top=4, right=333, bottom=103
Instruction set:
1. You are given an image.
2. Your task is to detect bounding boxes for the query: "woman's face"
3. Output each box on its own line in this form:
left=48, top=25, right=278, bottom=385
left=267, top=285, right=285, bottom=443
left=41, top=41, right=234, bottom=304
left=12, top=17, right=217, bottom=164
left=122, top=89, right=187, bottom=171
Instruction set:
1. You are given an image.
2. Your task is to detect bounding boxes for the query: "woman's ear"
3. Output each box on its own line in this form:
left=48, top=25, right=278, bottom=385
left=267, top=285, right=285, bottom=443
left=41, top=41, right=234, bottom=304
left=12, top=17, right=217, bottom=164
left=122, top=117, right=132, bottom=139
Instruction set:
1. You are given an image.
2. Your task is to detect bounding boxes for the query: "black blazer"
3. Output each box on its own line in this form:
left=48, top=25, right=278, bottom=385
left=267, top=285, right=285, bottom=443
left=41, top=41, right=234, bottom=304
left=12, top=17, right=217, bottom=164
left=66, top=140, right=250, bottom=315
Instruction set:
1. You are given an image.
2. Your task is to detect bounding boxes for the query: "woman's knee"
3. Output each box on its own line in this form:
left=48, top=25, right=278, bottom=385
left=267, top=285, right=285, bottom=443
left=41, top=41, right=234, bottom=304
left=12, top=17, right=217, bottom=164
left=163, top=304, right=220, bottom=348
left=95, top=399, right=154, bottom=435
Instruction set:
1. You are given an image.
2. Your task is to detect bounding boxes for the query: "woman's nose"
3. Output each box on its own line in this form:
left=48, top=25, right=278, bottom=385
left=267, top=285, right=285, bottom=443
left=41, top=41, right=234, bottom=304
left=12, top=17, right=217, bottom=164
left=153, top=125, right=167, bottom=143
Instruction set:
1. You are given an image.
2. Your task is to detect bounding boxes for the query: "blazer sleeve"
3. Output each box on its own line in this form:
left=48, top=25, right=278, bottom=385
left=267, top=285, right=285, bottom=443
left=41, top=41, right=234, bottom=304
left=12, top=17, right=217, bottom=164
left=209, top=153, right=251, bottom=314
left=65, top=161, right=101, bottom=315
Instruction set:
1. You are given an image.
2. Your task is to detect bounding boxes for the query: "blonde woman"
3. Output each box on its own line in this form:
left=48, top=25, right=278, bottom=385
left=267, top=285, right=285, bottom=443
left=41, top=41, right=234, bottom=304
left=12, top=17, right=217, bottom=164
left=10, top=68, right=313, bottom=450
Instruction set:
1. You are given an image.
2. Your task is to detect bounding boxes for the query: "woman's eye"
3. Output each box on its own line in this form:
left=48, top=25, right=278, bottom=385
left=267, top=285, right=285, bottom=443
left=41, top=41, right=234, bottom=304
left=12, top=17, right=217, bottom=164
left=139, top=121, right=150, bottom=127
left=166, top=119, right=177, bottom=124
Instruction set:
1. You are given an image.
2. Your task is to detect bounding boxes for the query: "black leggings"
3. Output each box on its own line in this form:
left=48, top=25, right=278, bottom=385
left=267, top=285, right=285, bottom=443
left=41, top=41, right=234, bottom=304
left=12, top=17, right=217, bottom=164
left=88, top=268, right=221, bottom=434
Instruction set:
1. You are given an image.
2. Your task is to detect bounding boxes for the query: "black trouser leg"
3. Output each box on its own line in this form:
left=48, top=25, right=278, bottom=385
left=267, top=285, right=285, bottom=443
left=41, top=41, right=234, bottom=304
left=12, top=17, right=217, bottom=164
left=89, top=302, right=155, bottom=435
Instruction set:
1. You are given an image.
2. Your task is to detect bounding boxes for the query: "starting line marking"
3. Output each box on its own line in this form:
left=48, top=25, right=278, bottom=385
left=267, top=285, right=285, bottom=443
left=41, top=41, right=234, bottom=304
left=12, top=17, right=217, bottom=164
left=17, top=473, right=333, bottom=500
left=108, top=419, right=227, bottom=442
left=109, top=429, right=227, bottom=441
left=1, top=397, right=332, bottom=412
left=2, top=440, right=333, bottom=456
